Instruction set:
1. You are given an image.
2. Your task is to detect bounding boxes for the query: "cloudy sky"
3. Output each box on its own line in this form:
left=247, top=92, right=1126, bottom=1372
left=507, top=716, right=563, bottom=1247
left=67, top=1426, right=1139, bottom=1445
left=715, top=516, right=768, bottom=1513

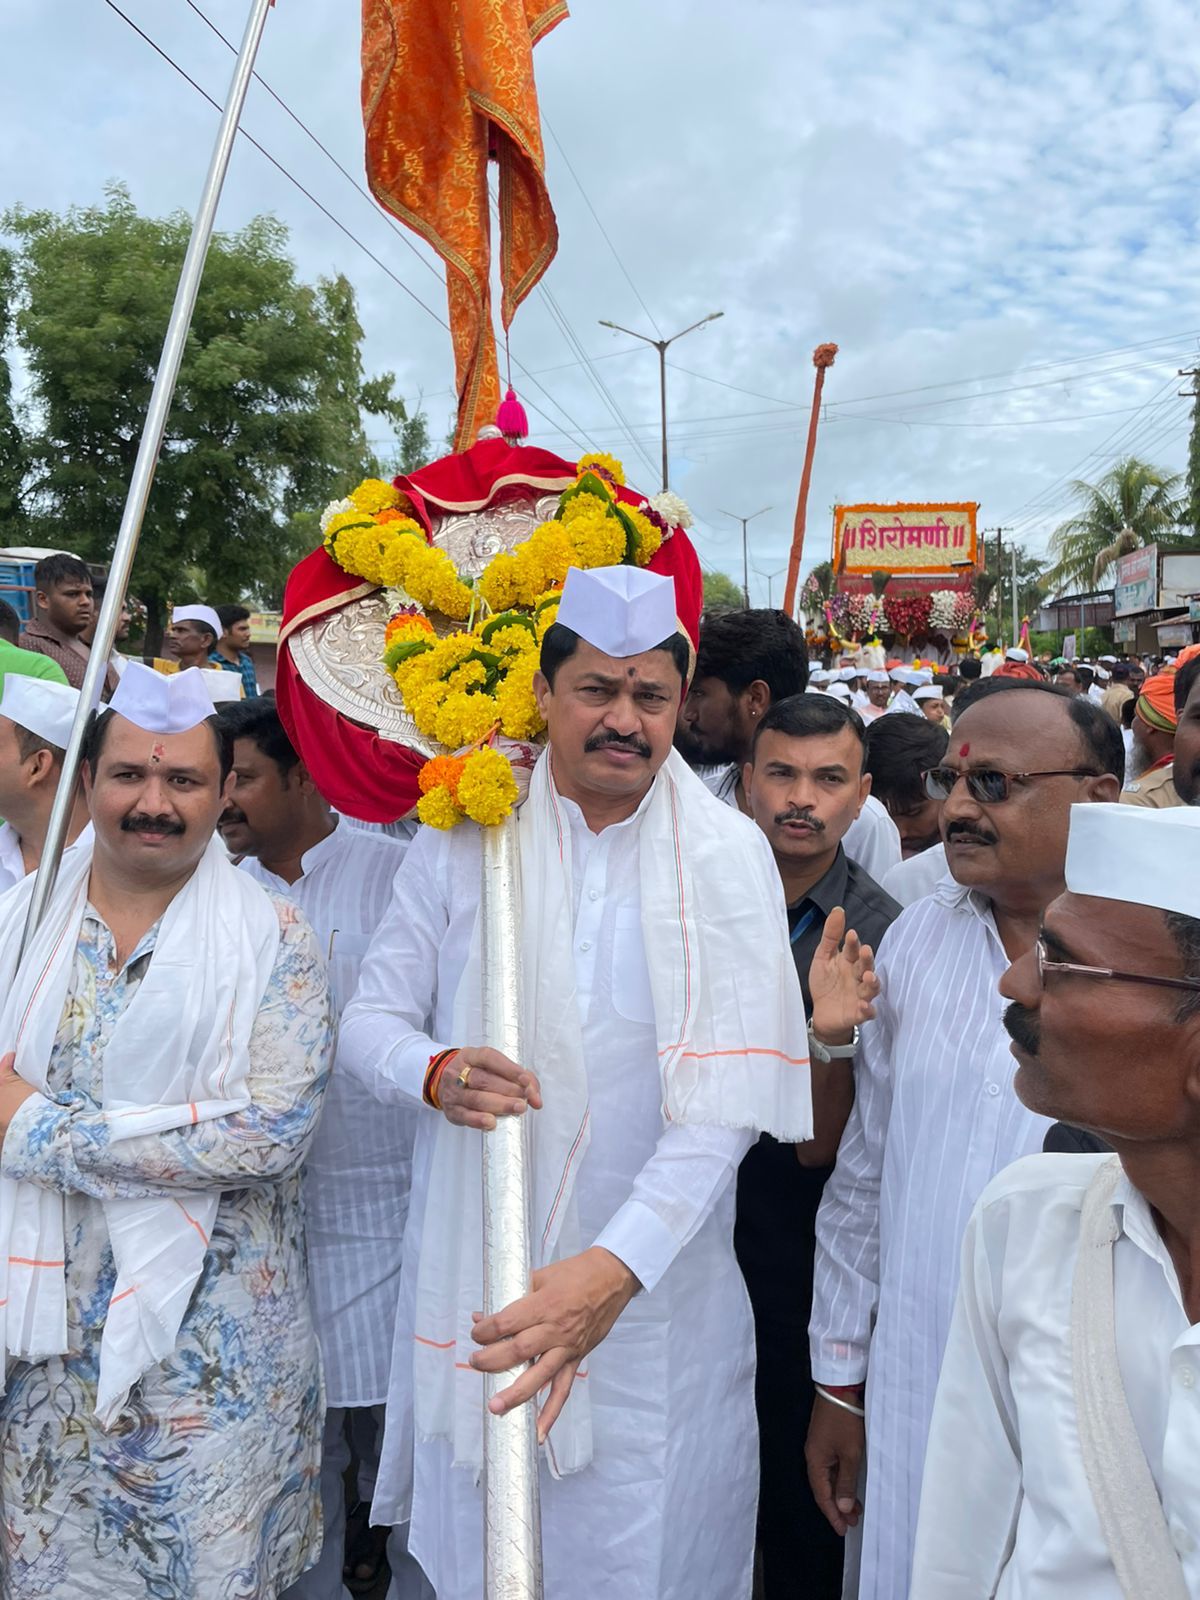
left=7, top=0, right=1200, bottom=600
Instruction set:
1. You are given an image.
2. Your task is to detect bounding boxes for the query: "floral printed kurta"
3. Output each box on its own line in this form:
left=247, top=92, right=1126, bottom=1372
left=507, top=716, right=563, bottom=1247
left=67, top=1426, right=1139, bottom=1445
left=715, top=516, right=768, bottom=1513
left=0, top=895, right=333, bottom=1599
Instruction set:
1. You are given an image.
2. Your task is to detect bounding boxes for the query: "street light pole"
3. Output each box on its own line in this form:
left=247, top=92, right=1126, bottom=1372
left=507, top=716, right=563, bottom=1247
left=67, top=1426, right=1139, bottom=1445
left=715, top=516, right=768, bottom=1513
left=599, top=312, right=724, bottom=490
left=722, top=507, right=772, bottom=605
left=754, top=564, right=787, bottom=608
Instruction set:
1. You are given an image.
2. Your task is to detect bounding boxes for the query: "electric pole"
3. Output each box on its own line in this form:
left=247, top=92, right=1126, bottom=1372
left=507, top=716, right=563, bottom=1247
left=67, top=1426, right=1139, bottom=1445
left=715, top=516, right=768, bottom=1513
left=981, top=525, right=1009, bottom=643
left=598, top=312, right=724, bottom=490
left=722, top=507, right=772, bottom=605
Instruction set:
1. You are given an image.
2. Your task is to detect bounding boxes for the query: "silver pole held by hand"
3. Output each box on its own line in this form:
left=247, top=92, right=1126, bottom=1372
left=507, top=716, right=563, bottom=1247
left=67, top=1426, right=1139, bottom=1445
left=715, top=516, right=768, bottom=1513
left=479, top=812, right=544, bottom=1598
left=21, top=0, right=276, bottom=954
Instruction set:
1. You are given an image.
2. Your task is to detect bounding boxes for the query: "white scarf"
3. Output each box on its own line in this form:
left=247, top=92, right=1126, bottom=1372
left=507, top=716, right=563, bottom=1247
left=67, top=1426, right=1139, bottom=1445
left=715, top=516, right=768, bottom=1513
left=413, top=748, right=811, bottom=1476
left=0, top=834, right=280, bottom=1428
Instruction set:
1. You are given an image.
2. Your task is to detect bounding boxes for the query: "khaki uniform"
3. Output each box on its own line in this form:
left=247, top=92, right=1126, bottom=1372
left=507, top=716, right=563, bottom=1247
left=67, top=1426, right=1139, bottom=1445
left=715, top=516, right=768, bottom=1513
left=1121, top=761, right=1182, bottom=808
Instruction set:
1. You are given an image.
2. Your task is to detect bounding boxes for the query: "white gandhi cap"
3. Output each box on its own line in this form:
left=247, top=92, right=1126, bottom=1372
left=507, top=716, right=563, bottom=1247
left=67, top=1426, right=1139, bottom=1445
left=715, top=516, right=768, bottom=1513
left=0, top=677, right=82, bottom=751
left=172, top=604, right=223, bottom=639
left=825, top=681, right=853, bottom=702
left=1065, top=803, right=1200, bottom=920
left=556, top=565, right=677, bottom=657
left=866, top=670, right=890, bottom=685
left=108, top=663, right=214, bottom=735
left=1005, top=647, right=1030, bottom=663
left=913, top=685, right=945, bottom=703
left=199, top=669, right=244, bottom=705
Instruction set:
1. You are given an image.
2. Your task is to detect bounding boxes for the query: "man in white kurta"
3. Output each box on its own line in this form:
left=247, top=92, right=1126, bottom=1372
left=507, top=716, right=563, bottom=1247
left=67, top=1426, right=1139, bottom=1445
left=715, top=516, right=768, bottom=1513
left=340, top=566, right=813, bottom=1599
left=806, top=680, right=1124, bottom=1599
left=913, top=803, right=1200, bottom=1597
left=214, top=697, right=420, bottom=1600
left=0, top=677, right=90, bottom=894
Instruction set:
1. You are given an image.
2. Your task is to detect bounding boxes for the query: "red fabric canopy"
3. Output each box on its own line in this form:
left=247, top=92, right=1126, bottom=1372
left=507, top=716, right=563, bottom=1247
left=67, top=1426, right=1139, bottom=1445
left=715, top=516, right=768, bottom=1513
left=276, top=441, right=703, bottom=823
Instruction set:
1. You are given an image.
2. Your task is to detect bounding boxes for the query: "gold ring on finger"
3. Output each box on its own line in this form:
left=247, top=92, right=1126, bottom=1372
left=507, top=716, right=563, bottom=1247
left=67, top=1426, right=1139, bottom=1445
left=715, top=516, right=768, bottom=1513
left=456, top=1063, right=473, bottom=1089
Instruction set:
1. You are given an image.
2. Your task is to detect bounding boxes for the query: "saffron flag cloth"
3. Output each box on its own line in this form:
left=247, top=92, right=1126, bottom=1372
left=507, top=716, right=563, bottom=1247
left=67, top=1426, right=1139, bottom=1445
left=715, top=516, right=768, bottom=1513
left=363, top=0, right=567, bottom=448
left=276, top=439, right=703, bottom=824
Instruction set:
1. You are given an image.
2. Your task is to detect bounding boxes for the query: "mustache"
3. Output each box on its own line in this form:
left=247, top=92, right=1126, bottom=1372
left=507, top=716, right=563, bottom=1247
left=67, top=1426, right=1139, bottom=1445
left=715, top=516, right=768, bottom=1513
left=945, top=820, right=999, bottom=847
left=775, top=807, right=825, bottom=831
left=121, top=813, right=185, bottom=836
left=220, top=808, right=248, bottom=828
left=1002, top=999, right=1041, bottom=1056
left=585, top=731, right=652, bottom=758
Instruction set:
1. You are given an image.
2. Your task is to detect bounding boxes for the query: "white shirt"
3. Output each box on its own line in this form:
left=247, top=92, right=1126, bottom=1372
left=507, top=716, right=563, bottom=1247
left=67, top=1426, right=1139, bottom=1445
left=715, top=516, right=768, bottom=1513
left=913, top=1154, right=1200, bottom=1599
left=809, top=879, right=1052, bottom=1600
left=702, top=765, right=902, bottom=884
left=240, top=821, right=415, bottom=1408
left=340, top=801, right=759, bottom=1600
left=881, top=841, right=948, bottom=907
left=0, top=824, right=24, bottom=897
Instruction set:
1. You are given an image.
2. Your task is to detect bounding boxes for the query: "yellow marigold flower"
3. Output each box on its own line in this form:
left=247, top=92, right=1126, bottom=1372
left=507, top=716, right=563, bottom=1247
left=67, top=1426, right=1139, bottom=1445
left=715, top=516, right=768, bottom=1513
left=448, top=660, right=488, bottom=693
left=434, top=691, right=498, bottom=750
left=350, top=478, right=401, bottom=516
left=495, top=660, right=545, bottom=740
left=325, top=508, right=377, bottom=542
left=456, top=746, right=520, bottom=826
left=408, top=679, right=452, bottom=737
left=416, top=786, right=464, bottom=829
left=487, top=623, right=539, bottom=658
left=535, top=602, right=560, bottom=641
left=385, top=613, right=434, bottom=645
left=570, top=515, right=625, bottom=570
left=576, top=452, right=626, bottom=487
left=478, top=551, right=519, bottom=613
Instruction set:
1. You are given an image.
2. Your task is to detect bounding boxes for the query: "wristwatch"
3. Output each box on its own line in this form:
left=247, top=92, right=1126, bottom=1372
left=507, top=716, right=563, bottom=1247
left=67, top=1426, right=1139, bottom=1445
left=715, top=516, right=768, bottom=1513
left=807, top=1021, right=860, bottom=1062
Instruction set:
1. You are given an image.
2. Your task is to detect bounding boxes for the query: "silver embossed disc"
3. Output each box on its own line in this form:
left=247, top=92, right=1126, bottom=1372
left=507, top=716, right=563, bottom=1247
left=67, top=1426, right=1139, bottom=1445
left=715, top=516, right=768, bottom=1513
left=287, top=490, right=559, bottom=745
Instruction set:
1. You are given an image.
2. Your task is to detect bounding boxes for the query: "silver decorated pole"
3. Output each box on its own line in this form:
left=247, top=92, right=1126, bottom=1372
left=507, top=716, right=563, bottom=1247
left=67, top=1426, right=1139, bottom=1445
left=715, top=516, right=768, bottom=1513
left=479, top=811, right=544, bottom=1597
left=21, top=0, right=275, bottom=951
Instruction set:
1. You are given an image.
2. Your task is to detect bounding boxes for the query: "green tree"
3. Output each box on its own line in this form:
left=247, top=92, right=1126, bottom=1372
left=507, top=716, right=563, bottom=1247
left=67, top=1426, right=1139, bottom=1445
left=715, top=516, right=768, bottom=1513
left=702, top=570, right=744, bottom=611
left=0, top=249, right=27, bottom=542
left=3, top=186, right=415, bottom=648
left=1045, top=456, right=1184, bottom=593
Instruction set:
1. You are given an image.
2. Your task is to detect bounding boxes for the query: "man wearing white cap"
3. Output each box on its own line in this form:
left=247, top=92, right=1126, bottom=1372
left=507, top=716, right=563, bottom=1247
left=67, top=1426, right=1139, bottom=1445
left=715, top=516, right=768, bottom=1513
left=807, top=678, right=1124, bottom=1600
left=0, top=663, right=334, bottom=1598
left=165, top=604, right=223, bottom=673
left=913, top=802, right=1200, bottom=1598
left=859, top=670, right=891, bottom=724
left=341, top=566, right=822, bottom=1600
left=885, top=667, right=922, bottom=718
left=0, top=678, right=90, bottom=895
left=913, top=683, right=950, bottom=729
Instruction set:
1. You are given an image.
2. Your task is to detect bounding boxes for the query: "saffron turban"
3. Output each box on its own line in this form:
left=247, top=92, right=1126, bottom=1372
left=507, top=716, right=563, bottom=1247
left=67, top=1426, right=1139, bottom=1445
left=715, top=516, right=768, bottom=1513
left=1136, top=670, right=1178, bottom=733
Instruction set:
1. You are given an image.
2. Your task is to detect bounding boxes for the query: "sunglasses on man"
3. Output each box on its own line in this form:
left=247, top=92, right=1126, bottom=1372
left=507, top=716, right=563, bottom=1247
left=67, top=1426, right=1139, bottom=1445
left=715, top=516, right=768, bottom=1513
left=922, top=766, right=1099, bottom=805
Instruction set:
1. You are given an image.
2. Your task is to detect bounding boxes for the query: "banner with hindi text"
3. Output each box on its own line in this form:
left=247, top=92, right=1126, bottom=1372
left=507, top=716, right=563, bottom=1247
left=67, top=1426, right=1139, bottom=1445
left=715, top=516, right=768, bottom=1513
left=833, top=502, right=978, bottom=574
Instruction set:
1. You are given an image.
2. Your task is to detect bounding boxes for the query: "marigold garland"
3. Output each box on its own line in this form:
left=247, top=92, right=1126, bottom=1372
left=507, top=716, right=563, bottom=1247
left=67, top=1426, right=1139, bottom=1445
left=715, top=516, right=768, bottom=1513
left=314, top=456, right=686, bottom=826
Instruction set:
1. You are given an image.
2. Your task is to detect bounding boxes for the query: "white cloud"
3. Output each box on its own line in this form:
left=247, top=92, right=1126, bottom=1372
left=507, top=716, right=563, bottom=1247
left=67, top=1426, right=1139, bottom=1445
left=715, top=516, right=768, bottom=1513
left=3, top=0, right=1199, bottom=597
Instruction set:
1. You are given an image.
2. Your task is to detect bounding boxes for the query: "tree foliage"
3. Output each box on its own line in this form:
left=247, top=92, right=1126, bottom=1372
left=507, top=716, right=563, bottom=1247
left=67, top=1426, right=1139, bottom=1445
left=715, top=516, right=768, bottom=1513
left=2, top=187, right=429, bottom=643
left=702, top=570, right=745, bottom=611
left=1045, top=456, right=1185, bottom=593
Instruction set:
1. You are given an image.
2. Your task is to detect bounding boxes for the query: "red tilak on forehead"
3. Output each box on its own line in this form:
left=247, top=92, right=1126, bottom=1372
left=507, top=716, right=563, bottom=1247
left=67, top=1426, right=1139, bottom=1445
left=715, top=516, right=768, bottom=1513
left=150, top=741, right=166, bottom=765
left=959, top=743, right=970, bottom=758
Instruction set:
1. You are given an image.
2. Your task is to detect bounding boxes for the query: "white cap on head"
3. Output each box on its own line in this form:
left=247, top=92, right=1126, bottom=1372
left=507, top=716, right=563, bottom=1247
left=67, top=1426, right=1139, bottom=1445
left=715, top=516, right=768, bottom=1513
left=555, top=565, right=677, bottom=658
left=888, top=666, right=907, bottom=682
left=810, top=668, right=831, bottom=685
left=837, top=666, right=859, bottom=683
left=1094, top=665, right=1111, bottom=681
left=172, top=604, right=223, bottom=639
left=804, top=685, right=825, bottom=695
left=894, top=667, right=923, bottom=687
left=108, top=663, right=214, bottom=735
left=1065, top=803, right=1200, bottom=920
left=1099, top=655, right=1117, bottom=664
left=913, top=685, right=945, bottom=703
left=199, top=669, right=244, bottom=705
left=916, top=667, right=934, bottom=684
left=1005, top=647, right=1030, bottom=663
left=826, top=681, right=853, bottom=703
left=0, top=677, right=82, bottom=751
left=867, top=669, right=890, bottom=685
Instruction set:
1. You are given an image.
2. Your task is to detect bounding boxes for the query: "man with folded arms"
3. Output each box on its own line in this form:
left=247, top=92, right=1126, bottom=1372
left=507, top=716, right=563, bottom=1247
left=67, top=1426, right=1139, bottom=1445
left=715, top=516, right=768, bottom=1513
left=0, top=663, right=333, bottom=1598
left=806, top=678, right=1123, bottom=1600
left=0, top=677, right=90, bottom=894
left=1122, top=664, right=1184, bottom=808
left=913, top=803, right=1200, bottom=1597
left=339, top=566, right=848, bottom=1600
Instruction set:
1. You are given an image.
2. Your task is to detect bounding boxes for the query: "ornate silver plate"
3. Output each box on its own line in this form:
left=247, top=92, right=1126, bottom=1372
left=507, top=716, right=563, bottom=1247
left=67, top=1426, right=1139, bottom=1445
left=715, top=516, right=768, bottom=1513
left=287, top=489, right=559, bottom=747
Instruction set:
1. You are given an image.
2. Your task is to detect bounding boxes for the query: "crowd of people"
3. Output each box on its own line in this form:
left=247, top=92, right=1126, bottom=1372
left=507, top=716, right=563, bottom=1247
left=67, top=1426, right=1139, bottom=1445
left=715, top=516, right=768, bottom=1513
left=0, top=564, right=1195, bottom=1600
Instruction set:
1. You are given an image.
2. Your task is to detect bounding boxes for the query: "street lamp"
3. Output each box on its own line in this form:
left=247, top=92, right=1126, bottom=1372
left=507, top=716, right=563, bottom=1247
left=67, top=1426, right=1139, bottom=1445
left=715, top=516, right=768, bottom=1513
left=754, top=564, right=787, bottom=608
left=721, top=507, right=772, bottom=605
left=598, top=311, right=724, bottom=490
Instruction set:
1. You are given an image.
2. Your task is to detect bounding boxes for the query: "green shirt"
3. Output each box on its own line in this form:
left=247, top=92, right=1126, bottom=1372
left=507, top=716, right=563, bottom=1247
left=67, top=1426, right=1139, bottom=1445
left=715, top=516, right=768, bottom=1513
left=0, top=637, right=70, bottom=695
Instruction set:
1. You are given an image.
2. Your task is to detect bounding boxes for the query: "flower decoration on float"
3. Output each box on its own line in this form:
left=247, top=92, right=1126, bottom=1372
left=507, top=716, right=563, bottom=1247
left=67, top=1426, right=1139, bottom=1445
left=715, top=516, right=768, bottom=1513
left=317, top=454, right=690, bottom=829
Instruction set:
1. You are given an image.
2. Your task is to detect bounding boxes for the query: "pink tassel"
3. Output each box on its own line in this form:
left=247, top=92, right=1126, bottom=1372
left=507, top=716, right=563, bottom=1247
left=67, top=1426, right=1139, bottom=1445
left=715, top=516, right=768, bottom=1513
left=496, top=387, right=528, bottom=443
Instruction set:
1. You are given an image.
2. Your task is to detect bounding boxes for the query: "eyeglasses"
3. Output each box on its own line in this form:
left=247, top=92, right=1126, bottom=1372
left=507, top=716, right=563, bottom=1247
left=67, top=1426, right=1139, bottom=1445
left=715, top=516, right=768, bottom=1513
left=922, top=766, right=1100, bottom=804
left=1036, top=937, right=1200, bottom=995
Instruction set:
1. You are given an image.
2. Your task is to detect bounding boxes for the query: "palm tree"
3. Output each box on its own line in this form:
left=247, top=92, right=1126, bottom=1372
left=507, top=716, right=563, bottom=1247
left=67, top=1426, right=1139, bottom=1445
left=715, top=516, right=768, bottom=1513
left=1045, top=457, right=1185, bottom=592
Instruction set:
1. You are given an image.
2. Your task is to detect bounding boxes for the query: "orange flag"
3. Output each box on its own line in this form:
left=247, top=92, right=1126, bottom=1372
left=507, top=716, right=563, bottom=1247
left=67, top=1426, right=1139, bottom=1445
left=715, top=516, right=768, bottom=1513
left=363, top=0, right=567, bottom=450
